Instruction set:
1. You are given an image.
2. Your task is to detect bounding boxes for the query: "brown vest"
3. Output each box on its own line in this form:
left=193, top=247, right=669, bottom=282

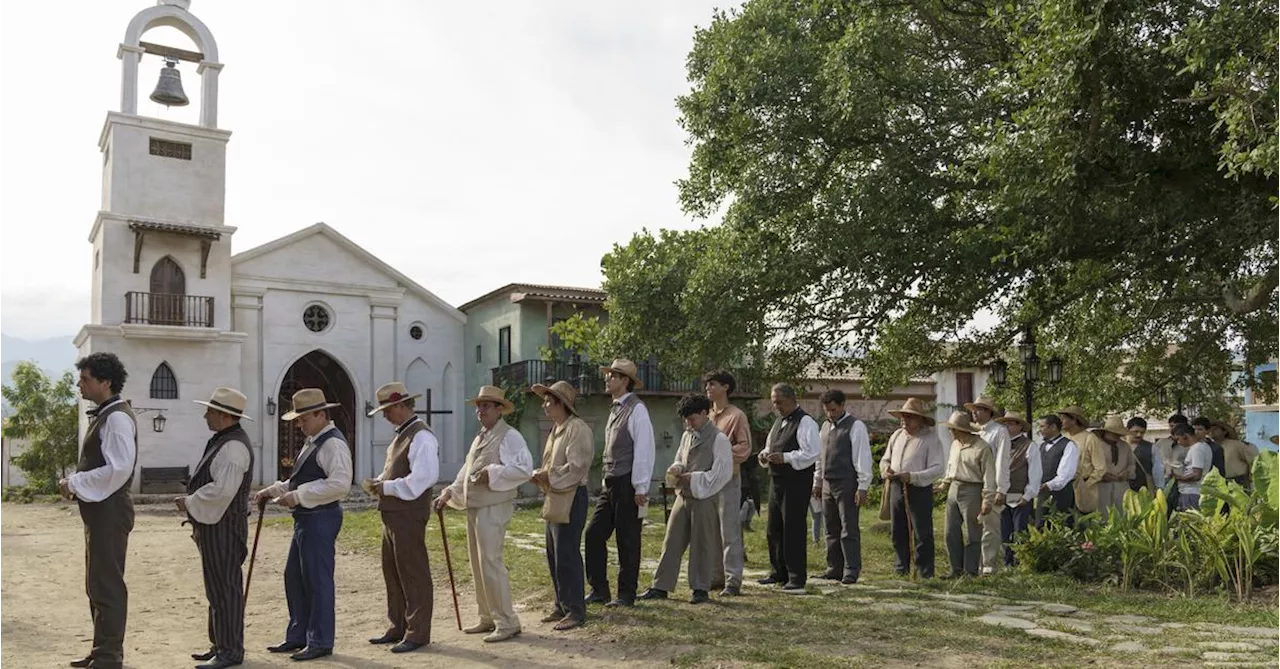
left=1008, top=433, right=1031, bottom=494
left=459, top=420, right=519, bottom=508
left=79, top=398, right=138, bottom=501
left=378, top=418, right=433, bottom=512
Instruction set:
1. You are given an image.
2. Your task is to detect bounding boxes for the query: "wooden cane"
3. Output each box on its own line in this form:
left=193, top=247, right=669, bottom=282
left=900, top=478, right=916, bottom=578
left=244, top=497, right=267, bottom=612
left=436, top=507, right=463, bottom=630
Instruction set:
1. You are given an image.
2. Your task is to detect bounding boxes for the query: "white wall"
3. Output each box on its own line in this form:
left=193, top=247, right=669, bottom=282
left=100, top=113, right=230, bottom=226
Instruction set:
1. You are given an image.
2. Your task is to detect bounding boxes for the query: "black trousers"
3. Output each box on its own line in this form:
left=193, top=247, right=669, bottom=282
left=889, top=480, right=935, bottom=577
left=546, top=486, right=589, bottom=620
left=79, top=495, right=135, bottom=669
left=195, top=520, right=248, bottom=662
left=822, top=479, right=861, bottom=580
left=585, top=476, right=641, bottom=602
left=767, top=468, right=814, bottom=585
left=1000, top=503, right=1032, bottom=567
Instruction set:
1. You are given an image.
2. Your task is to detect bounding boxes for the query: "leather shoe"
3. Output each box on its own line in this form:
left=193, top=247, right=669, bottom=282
left=585, top=591, right=608, bottom=604
left=719, top=585, right=741, bottom=597
left=368, top=632, right=401, bottom=644
left=196, top=657, right=242, bottom=669
left=463, top=622, right=496, bottom=634
left=553, top=616, right=584, bottom=631
left=781, top=582, right=806, bottom=592
left=689, top=589, right=710, bottom=604
left=637, top=588, right=668, bottom=600
left=841, top=575, right=858, bottom=585
left=540, top=609, right=566, bottom=623
left=604, top=598, right=634, bottom=608
left=69, top=658, right=94, bottom=668
left=267, top=641, right=306, bottom=653
left=756, top=575, right=784, bottom=585
left=813, top=570, right=841, bottom=580
left=289, top=647, right=333, bottom=661
left=192, top=649, right=217, bottom=661
left=482, top=628, right=521, bottom=643
left=390, top=640, right=425, bottom=653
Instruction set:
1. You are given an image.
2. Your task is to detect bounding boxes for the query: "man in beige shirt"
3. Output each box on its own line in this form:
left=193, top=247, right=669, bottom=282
left=705, top=370, right=752, bottom=596
left=1057, top=406, right=1106, bottom=516
left=1210, top=420, right=1258, bottom=488
left=935, top=411, right=997, bottom=578
left=881, top=398, right=945, bottom=578
left=1090, top=416, right=1136, bottom=520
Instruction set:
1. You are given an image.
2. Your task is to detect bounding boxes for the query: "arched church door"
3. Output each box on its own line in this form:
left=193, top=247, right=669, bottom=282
left=276, top=350, right=357, bottom=481
left=149, top=256, right=186, bottom=324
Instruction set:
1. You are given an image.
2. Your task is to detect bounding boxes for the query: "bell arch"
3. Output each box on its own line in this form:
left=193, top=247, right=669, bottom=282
left=119, top=1, right=223, bottom=127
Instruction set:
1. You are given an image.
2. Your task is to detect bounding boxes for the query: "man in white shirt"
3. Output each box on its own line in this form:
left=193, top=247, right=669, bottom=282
left=993, top=412, right=1041, bottom=567
left=640, top=393, right=732, bottom=604
left=434, top=385, right=532, bottom=643
left=254, top=388, right=353, bottom=662
left=63, top=352, right=137, bottom=669
left=881, top=398, right=946, bottom=578
left=179, top=387, right=255, bottom=669
left=966, top=396, right=1011, bottom=574
left=757, top=383, right=821, bottom=591
left=1171, top=424, right=1212, bottom=511
left=1036, top=414, right=1078, bottom=527
left=812, top=390, right=872, bottom=584
left=365, top=382, right=439, bottom=654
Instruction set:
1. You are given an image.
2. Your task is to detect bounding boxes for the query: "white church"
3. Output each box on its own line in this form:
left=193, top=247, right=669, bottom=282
left=75, top=0, right=468, bottom=490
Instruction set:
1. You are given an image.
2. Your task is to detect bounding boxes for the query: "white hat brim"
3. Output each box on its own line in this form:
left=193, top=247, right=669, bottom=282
left=192, top=400, right=254, bottom=421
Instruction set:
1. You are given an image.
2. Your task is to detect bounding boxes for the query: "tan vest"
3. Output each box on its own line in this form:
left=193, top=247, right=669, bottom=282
left=378, top=419, right=432, bottom=512
left=541, top=416, right=591, bottom=490
left=460, top=421, right=519, bottom=508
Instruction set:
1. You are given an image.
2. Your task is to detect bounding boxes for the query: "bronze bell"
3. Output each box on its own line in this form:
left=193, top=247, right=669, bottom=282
left=149, top=59, right=189, bottom=107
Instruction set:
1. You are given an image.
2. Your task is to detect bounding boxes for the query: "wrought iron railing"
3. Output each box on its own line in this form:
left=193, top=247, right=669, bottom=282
left=124, top=291, right=214, bottom=327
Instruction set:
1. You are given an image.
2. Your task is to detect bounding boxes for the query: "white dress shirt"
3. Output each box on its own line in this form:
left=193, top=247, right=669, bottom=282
left=68, top=398, right=136, bottom=503
left=1041, top=435, right=1079, bottom=492
left=815, top=413, right=874, bottom=491
left=979, top=420, right=1013, bottom=495
left=615, top=393, right=656, bottom=492
left=1150, top=448, right=1165, bottom=490
left=446, top=424, right=534, bottom=500
left=261, top=421, right=353, bottom=508
left=376, top=417, right=440, bottom=501
left=763, top=412, right=822, bottom=470
left=879, top=426, right=947, bottom=487
left=679, top=431, right=733, bottom=500
left=1007, top=433, right=1043, bottom=506
left=185, top=439, right=251, bottom=524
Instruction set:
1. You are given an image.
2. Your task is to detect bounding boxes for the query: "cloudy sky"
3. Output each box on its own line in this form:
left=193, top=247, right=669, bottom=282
left=0, top=0, right=737, bottom=339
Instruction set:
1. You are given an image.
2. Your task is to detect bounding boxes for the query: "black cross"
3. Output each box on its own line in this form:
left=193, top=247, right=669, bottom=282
left=413, top=388, right=453, bottom=427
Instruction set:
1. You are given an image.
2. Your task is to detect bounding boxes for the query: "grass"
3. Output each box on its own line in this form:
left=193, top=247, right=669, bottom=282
left=273, top=504, right=1278, bottom=668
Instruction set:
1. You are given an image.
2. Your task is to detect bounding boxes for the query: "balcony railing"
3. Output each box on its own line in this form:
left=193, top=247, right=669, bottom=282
left=125, top=291, right=214, bottom=327
left=492, top=359, right=704, bottom=395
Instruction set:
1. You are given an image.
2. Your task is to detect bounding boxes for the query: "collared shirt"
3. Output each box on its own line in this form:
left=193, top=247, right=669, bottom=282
left=613, top=392, right=656, bottom=491
left=184, top=433, right=251, bottom=524
left=445, top=422, right=533, bottom=500
left=1040, top=435, right=1079, bottom=492
left=1181, top=441, right=1213, bottom=495
left=1157, top=437, right=1187, bottom=479
left=710, top=402, right=753, bottom=474
left=879, top=426, right=946, bottom=487
left=673, top=428, right=733, bottom=500
left=1007, top=432, right=1043, bottom=506
left=942, top=436, right=997, bottom=498
left=978, top=419, right=1013, bottom=495
left=762, top=412, right=822, bottom=470
left=1130, top=440, right=1165, bottom=490
left=261, top=421, right=353, bottom=508
left=68, top=397, right=136, bottom=503
left=1221, top=439, right=1259, bottom=478
left=815, top=413, right=874, bottom=491
left=376, top=417, right=440, bottom=501
left=538, top=416, right=594, bottom=490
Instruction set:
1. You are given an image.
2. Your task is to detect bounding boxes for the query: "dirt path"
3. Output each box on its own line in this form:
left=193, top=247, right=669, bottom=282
left=1, top=502, right=669, bottom=669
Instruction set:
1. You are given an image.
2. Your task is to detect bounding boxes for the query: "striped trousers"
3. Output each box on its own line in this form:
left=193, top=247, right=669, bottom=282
left=194, top=521, right=248, bottom=662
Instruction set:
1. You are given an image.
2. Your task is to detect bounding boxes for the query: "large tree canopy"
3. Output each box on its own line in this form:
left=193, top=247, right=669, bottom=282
left=599, top=0, right=1277, bottom=417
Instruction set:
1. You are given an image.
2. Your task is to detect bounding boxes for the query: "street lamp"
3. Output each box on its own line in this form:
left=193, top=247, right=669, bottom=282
left=1047, top=356, right=1064, bottom=385
left=994, top=325, right=1063, bottom=422
left=991, top=359, right=1009, bottom=387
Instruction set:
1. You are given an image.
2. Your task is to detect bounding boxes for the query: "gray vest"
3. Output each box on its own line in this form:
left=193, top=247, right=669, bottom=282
left=821, top=414, right=857, bottom=481
left=603, top=394, right=642, bottom=479
left=676, top=421, right=720, bottom=496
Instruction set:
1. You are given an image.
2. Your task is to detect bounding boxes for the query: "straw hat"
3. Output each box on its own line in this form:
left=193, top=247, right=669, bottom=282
left=599, top=358, right=644, bottom=390
left=1056, top=405, right=1089, bottom=425
left=1090, top=415, right=1128, bottom=438
left=192, top=387, right=253, bottom=421
left=366, top=381, right=422, bottom=416
left=941, top=410, right=981, bottom=434
left=995, top=410, right=1029, bottom=433
left=281, top=388, right=340, bottom=420
left=888, top=397, right=935, bottom=425
left=964, top=396, right=998, bottom=413
left=531, top=380, right=579, bottom=416
left=466, top=385, right=514, bottom=415
left=1209, top=419, right=1238, bottom=440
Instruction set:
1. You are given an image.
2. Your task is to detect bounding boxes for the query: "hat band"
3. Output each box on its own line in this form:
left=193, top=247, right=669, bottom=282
left=209, top=399, right=245, bottom=415
left=292, top=401, right=331, bottom=414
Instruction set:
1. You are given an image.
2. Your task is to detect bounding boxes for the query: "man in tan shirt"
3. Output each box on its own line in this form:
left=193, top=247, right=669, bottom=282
left=1210, top=420, right=1258, bottom=488
left=705, top=370, right=752, bottom=596
left=1057, top=406, right=1106, bottom=516
left=1090, top=416, right=1136, bottom=520
left=935, top=411, right=996, bottom=578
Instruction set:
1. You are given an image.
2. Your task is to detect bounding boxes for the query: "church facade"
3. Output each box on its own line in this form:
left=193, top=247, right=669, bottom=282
left=74, top=0, right=468, bottom=490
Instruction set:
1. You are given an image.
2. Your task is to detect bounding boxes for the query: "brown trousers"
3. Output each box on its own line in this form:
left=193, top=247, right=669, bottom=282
left=380, top=509, right=434, bottom=644
left=79, top=494, right=135, bottom=669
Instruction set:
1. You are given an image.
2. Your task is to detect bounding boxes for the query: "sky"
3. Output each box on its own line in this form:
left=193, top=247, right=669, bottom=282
left=0, top=0, right=739, bottom=340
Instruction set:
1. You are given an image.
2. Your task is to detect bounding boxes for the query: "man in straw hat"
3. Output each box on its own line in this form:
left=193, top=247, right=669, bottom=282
left=935, top=410, right=997, bottom=578
left=1035, top=413, right=1078, bottom=526
left=993, top=411, right=1041, bottom=567
left=964, top=396, right=1011, bottom=574
left=1090, top=416, right=1136, bottom=518
left=1208, top=419, right=1258, bottom=488
left=1055, top=406, right=1106, bottom=519
left=881, top=398, right=945, bottom=578
left=639, top=393, right=733, bottom=604
left=811, top=389, right=873, bottom=585
left=530, top=380, right=594, bottom=630
left=254, top=388, right=353, bottom=662
left=585, top=359, right=656, bottom=608
left=364, top=382, right=438, bottom=654
left=179, top=387, right=255, bottom=669
left=433, top=385, right=532, bottom=642
left=757, top=383, right=822, bottom=591
left=703, top=369, right=752, bottom=597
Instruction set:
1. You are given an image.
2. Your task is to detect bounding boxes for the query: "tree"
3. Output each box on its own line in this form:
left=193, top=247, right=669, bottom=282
left=599, top=0, right=1276, bottom=417
left=1, top=362, right=78, bottom=493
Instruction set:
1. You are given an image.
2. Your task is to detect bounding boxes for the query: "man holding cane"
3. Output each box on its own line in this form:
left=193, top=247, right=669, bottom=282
left=880, top=398, right=945, bottom=578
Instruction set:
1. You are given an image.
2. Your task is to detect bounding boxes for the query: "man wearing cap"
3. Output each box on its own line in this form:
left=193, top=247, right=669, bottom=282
left=1036, top=414, right=1078, bottom=525
left=965, top=397, right=1011, bottom=574
left=530, top=380, right=594, bottom=630
left=1056, top=406, right=1106, bottom=519
left=704, top=369, right=752, bottom=597
left=812, top=389, right=872, bottom=584
left=935, top=411, right=997, bottom=578
left=880, top=398, right=945, bottom=578
left=994, top=412, right=1041, bottom=567
left=178, top=388, right=255, bottom=669
left=1091, top=416, right=1136, bottom=518
left=433, top=386, right=532, bottom=642
left=1209, top=420, right=1258, bottom=488
left=585, top=359, right=656, bottom=608
left=757, top=383, right=821, bottom=591
left=364, top=383, right=438, bottom=654
left=255, top=388, right=353, bottom=662
left=1124, top=417, right=1163, bottom=494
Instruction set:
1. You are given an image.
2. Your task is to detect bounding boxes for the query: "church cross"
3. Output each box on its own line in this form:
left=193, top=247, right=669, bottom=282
left=414, top=388, right=453, bottom=427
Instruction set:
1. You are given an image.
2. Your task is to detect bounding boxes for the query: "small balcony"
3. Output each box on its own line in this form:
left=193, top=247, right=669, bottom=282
left=124, top=291, right=214, bottom=328
left=492, top=359, right=704, bottom=396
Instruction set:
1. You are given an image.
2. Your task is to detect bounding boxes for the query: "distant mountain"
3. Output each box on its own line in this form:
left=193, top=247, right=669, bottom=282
left=2, top=333, right=78, bottom=416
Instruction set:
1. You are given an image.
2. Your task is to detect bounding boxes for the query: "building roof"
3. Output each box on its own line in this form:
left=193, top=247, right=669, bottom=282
left=458, top=282, right=607, bottom=312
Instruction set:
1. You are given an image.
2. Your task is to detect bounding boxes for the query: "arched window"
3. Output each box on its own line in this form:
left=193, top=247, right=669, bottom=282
left=149, top=362, right=179, bottom=399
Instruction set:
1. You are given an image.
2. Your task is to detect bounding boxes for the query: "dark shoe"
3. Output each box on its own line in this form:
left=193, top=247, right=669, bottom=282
left=756, top=575, right=784, bottom=585
left=192, top=648, right=217, bottom=661
left=814, top=570, right=841, bottom=580
left=368, top=632, right=401, bottom=645
left=689, top=590, right=710, bottom=604
left=637, top=588, right=668, bottom=600
left=390, top=641, right=425, bottom=653
left=196, top=657, right=243, bottom=669
left=605, top=598, right=634, bottom=608
left=841, top=575, right=858, bottom=585
left=289, top=647, right=333, bottom=661
left=585, top=591, right=609, bottom=605
left=709, top=581, right=726, bottom=592
left=540, top=609, right=566, bottom=623
left=553, top=616, right=585, bottom=631
left=267, top=641, right=306, bottom=653
left=69, top=658, right=94, bottom=668
left=781, top=582, right=806, bottom=592
left=719, top=585, right=741, bottom=597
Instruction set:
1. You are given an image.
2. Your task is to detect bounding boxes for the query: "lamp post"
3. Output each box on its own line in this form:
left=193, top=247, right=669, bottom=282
left=992, top=324, right=1063, bottom=421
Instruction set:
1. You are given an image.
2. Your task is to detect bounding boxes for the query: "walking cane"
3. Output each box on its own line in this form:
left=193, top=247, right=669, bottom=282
left=244, top=497, right=267, bottom=612
left=900, top=479, right=916, bottom=578
left=436, top=508, right=462, bottom=630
